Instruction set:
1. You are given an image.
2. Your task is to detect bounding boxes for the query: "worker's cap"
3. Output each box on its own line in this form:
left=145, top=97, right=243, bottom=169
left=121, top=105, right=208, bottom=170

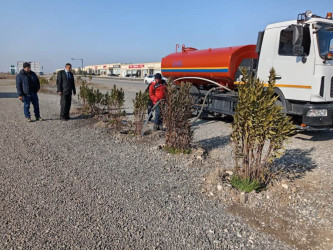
left=154, top=73, right=162, bottom=80
left=23, top=62, right=31, bottom=68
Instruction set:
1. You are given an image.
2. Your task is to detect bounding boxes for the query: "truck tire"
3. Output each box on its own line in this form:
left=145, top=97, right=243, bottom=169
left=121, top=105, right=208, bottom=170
left=189, top=85, right=201, bottom=116
left=189, top=85, right=201, bottom=103
left=274, top=88, right=287, bottom=115
left=276, top=99, right=287, bottom=115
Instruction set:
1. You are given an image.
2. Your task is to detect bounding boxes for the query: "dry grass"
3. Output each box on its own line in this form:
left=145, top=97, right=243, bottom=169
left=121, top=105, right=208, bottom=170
left=0, top=73, right=15, bottom=80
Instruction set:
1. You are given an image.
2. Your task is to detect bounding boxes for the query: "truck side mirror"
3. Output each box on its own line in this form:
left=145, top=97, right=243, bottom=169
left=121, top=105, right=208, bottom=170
left=256, top=31, right=264, bottom=54
left=292, top=25, right=304, bottom=56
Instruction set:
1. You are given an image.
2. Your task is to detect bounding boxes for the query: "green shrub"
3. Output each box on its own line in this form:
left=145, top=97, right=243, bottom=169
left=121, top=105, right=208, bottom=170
left=102, top=91, right=111, bottom=111
left=78, top=83, right=126, bottom=129
left=78, top=83, right=101, bottom=114
left=108, top=85, right=125, bottom=130
left=38, top=77, right=49, bottom=90
left=164, top=146, right=191, bottom=154
left=86, top=86, right=97, bottom=113
left=162, top=82, right=193, bottom=151
left=133, top=90, right=149, bottom=135
left=230, top=175, right=261, bottom=193
left=94, top=88, right=103, bottom=113
left=48, top=72, right=57, bottom=85
left=78, top=81, right=88, bottom=109
left=231, top=68, right=295, bottom=186
left=110, top=85, right=125, bottom=112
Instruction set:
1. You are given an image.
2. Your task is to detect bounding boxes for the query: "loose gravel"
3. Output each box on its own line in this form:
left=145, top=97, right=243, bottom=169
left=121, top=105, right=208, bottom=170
left=0, top=80, right=291, bottom=249
left=2, top=77, right=332, bottom=249
left=191, top=104, right=333, bottom=249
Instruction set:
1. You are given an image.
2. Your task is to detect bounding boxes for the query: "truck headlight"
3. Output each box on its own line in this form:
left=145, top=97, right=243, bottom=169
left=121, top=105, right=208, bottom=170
left=306, top=109, right=328, bottom=117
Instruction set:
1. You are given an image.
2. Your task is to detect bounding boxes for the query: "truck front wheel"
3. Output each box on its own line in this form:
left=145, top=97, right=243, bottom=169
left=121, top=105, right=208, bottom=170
left=273, top=88, right=287, bottom=115
left=275, top=99, right=287, bottom=115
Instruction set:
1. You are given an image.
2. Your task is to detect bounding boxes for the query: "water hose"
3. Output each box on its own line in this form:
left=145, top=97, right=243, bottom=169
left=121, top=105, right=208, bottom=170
left=191, top=87, right=222, bottom=124
left=141, top=99, right=165, bottom=136
left=141, top=78, right=232, bottom=135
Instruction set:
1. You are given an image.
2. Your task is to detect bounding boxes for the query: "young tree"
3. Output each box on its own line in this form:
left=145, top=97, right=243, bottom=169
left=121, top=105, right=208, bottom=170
left=231, top=68, right=295, bottom=186
left=133, top=90, right=149, bottom=135
left=162, top=82, right=193, bottom=152
left=38, top=77, right=49, bottom=90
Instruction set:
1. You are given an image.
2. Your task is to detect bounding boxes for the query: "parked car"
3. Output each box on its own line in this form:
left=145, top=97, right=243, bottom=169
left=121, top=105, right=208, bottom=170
left=144, top=75, right=154, bottom=84
left=144, top=75, right=168, bottom=84
left=126, top=74, right=138, bottom=77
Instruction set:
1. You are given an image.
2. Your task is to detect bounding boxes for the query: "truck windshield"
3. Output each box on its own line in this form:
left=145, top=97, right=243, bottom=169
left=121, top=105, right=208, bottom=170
left=317, top=23, right=333, bottom=59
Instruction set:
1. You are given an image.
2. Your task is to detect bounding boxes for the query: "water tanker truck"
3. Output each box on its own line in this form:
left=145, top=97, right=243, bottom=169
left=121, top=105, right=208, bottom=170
left=161, top=10, right=333, bottom=130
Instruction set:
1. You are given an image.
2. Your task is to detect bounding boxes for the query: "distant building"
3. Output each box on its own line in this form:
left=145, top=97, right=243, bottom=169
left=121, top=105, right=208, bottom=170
left=17, top=61, right=42, bottom=75
left=83, top=63, right=122, bottom=76
left=56, top=61, right=162, bottom=78
left=80, top=62, right=161, bottom=78
left=10, top=65, right=16, bottom=75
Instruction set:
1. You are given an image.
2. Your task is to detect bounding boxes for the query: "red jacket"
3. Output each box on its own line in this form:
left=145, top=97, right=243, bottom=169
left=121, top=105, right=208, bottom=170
left=149, top=80, right=166, bottom=104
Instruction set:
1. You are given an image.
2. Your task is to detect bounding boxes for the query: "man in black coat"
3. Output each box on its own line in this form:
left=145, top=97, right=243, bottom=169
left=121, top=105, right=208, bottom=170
left=16, top=62, right=41, bottom=122
left=57, top=63, right=76, bottom=120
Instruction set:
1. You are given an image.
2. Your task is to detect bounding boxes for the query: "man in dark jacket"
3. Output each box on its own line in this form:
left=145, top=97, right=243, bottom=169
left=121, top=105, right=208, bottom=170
left=57, top=63, right=76, bottom=120
left=16, top=62, right=41, bottom=122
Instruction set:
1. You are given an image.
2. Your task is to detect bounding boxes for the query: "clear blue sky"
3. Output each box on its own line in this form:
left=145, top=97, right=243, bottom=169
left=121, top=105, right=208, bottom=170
left=0, top=0, right=331, bottom=73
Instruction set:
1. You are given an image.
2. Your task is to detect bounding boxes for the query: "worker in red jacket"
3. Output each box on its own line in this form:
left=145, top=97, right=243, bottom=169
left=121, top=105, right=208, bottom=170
left=149, top=73, right=166, bottom=130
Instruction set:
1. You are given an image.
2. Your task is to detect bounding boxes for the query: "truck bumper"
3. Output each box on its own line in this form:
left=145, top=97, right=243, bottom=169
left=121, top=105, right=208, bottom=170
left=300, top=103, right=333, bottom=130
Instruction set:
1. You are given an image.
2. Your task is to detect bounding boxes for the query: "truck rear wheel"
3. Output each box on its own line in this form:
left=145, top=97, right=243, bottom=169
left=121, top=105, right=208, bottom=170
left=189, top=85, right=202, bottom=117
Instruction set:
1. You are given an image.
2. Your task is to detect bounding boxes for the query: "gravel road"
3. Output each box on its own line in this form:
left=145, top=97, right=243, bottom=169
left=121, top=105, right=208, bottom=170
left=0, top=79, right=291, bottom=249
left=2, top=77, right=333, bottom=249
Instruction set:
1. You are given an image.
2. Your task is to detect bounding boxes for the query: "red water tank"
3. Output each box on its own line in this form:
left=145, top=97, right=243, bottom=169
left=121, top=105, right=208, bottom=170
left=161, top=45, right=258, bottom=89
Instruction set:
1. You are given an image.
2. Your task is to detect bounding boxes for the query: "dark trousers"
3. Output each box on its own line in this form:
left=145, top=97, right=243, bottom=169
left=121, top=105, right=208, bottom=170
left=23, top=93, right=40, bottom=118
left=147, top=99, right=153, bottom=121
left=60, top=94, right=72, bottom=118
left=154, top=104, right=162, bottom=126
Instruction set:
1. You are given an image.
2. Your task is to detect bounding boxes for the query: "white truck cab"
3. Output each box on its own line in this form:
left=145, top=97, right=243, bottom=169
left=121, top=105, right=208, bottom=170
left=256, top=11, right=333, bottom=130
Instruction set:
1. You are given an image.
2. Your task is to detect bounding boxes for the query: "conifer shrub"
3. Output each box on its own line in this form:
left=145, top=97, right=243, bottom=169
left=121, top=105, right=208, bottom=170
left=162, top=82, right=193, bottom=152
left=49, top=73, right=57, bottom=85
left=109, top=84, right=125, bottom=118
left=38, top=77, right=49, bottom=90
left=79, top=83, right=125, bottom=123
left=78, top=81, right=88, bottom=111
left=231, top=68, right=295, bottom=188
left=133, top=90, right=149, bottom=135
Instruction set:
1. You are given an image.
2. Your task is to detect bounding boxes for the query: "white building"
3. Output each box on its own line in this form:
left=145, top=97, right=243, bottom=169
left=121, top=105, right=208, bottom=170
left=82, top=62, right=161, bottom=78
left=121, top=62, right=161, bottom=78
left=17, top=61, right=41, bottom=74
left=83, top=63, right=122, bottom=76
